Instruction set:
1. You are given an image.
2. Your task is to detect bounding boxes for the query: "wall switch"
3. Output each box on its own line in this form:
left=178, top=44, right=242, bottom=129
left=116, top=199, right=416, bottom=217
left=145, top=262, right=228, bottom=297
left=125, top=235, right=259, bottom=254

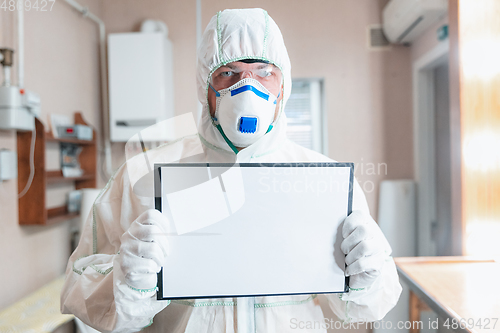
left=0, top=149, right=17, bottom=181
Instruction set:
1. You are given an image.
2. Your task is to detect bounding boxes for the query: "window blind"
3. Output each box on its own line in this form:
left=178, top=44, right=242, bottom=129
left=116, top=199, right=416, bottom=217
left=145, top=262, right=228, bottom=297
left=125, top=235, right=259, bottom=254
left=284, top=79, right=324, bottom=153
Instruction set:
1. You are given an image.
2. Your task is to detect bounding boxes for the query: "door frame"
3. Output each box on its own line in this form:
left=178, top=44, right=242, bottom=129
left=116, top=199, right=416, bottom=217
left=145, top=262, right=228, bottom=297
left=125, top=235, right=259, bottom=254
left=412, top=40, right=449, bottom=256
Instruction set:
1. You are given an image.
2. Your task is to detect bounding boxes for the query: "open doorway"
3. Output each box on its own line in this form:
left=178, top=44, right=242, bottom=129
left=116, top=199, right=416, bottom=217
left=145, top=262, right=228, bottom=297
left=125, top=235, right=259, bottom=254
left=433, top=61, right=453, bottom=256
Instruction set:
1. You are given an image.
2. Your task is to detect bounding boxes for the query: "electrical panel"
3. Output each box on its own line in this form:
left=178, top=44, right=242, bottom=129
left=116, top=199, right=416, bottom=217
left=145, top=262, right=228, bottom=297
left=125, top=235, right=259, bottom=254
left=0, top=150, right=17, bottom=181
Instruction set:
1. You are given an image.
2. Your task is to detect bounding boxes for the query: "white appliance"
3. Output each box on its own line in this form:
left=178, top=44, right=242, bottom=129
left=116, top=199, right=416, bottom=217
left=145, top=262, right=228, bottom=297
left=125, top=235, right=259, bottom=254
left=108, top=30, right=174, bottom=142
left=375, top=180, right=417, bottom=333
left=0, top=46, right=40, bottom=131
left=0, top=86, right=38, bottom=131
left=0, top=7, right=40, bottom=132
left=382, top=0, right=448, bottom=44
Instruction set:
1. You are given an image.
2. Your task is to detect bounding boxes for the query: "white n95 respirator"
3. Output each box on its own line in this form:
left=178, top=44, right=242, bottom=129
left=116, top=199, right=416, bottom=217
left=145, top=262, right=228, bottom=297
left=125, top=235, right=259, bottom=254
left=210, top=78, right=279, bottom=149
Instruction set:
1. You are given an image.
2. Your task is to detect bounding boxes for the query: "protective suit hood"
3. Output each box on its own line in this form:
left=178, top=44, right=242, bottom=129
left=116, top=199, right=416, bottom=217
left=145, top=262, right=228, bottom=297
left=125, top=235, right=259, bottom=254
left=196, top=8, right=292, bottom=156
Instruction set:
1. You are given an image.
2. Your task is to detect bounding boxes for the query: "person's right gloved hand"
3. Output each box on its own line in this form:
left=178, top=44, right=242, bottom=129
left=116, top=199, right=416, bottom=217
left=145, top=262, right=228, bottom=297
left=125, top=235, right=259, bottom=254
left=119, top=209, right=169, bottom=290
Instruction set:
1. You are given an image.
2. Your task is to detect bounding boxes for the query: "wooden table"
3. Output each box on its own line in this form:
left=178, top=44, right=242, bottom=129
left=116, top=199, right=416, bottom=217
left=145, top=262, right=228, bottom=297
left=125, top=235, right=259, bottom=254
left=395, top=257, right=500, bottom=333
left=0, top=276, right=74, bottom=332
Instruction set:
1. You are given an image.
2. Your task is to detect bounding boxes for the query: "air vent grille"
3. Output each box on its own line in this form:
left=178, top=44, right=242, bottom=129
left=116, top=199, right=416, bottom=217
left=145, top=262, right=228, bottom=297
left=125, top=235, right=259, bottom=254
left=368, top=25, right=391, bottom=49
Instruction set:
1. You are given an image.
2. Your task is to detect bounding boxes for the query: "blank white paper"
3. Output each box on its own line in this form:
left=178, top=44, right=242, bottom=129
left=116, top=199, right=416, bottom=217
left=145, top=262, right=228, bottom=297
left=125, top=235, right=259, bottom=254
left=158, top=164, right=351, bottom=299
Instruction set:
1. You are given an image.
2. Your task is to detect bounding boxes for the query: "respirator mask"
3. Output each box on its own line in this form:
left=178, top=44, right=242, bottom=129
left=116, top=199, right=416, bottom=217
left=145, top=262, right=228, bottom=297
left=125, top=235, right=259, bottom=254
left=209, top=61, right=282, bottom=150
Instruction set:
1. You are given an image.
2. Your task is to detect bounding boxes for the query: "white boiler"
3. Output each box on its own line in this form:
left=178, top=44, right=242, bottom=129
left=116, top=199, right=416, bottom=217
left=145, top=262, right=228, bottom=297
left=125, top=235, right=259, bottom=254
left=108, top=28, right=174, bottom=142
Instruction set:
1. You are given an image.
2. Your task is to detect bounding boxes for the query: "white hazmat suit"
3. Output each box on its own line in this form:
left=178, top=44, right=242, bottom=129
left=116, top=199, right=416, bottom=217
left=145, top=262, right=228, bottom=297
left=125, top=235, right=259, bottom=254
left=61, top=8, right=402, bottom=333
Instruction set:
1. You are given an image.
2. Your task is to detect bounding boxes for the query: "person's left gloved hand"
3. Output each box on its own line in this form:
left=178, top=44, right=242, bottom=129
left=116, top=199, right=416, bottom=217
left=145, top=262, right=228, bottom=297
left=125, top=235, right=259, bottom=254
left=340, top=210, right=392, bottom=290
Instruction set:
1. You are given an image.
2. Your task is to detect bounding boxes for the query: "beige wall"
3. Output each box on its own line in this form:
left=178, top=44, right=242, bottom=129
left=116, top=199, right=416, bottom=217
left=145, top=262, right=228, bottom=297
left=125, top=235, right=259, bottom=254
left=0, top=1, right=414, bottom=326
left=0, top=0, right=102, bottom=310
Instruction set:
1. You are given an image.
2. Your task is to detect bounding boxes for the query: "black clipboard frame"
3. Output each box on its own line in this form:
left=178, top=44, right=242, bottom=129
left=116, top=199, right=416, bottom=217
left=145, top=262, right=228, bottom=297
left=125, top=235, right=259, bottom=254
left=154, top=162, right=354, bottom=300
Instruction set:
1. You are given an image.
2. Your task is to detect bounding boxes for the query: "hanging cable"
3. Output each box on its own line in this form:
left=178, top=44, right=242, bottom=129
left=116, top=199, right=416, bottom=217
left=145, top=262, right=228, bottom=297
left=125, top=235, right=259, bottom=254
left=18, top=124, right=36, bottom=198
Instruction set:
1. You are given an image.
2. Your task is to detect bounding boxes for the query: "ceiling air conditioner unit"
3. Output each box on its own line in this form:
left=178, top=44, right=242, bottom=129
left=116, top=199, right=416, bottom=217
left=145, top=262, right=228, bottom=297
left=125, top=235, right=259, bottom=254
left=382, top=0, right=447, bottom=45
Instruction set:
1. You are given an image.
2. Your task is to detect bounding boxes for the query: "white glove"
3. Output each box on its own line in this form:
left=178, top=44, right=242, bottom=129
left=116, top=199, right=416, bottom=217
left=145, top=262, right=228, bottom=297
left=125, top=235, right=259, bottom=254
left=340, top=210, right=391, bottom=290
left=119, top=209, right=169, bottom=290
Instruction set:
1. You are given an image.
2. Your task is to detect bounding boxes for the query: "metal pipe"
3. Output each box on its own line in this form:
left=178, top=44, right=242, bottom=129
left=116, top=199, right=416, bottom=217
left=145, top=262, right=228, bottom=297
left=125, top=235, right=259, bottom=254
left=64, top=0, right=113, bottom=178
left=0, top=49, right=14, bottom=86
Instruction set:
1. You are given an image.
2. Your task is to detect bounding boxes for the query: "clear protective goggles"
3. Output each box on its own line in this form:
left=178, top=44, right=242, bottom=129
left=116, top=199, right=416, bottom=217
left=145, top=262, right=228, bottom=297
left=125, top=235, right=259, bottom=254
left=210, top=61, right=282, bottom=93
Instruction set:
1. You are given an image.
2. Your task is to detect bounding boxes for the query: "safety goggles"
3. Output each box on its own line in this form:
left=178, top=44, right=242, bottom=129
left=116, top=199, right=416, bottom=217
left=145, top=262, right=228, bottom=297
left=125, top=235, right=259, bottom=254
left=210, top=61, right=282, bottom=92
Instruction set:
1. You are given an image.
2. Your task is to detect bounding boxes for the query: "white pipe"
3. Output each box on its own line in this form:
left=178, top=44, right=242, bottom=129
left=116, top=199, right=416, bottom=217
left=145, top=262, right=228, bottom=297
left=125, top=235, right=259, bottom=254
left=65, top=0, right=113, bottom=178
left=3, top=67, right=11, bottom=86
left=17, top=1, right=24, bottom=88
left=196, top=0, right=202, bottom=121
left=97, top=20, right=113, bottom=179
left=196, top=0, right=202, bottom=46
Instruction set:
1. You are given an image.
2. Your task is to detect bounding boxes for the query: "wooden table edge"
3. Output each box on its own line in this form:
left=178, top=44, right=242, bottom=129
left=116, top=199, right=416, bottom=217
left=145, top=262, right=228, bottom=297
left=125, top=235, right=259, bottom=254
left=394, top=257, right=499, bottom=333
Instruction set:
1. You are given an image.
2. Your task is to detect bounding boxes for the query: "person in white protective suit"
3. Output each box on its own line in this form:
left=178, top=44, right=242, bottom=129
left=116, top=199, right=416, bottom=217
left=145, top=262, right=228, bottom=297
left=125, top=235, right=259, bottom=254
left=61, top=8, right=402, bottom=333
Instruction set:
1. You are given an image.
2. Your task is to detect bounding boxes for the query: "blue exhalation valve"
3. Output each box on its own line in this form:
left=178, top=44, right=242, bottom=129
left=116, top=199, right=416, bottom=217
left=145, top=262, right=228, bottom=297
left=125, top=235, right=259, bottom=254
left=239, top=117, right=257, bottom=133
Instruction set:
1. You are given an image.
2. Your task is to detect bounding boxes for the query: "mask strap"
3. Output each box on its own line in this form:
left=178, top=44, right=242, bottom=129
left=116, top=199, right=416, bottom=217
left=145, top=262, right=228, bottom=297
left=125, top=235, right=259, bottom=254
left=209, top=83, right=220, bottom=97
left=273, top=92, right=280, bottom=104
left=215, top=124, right=239, bottom=155
left=266, top=124, right=274, bottom=134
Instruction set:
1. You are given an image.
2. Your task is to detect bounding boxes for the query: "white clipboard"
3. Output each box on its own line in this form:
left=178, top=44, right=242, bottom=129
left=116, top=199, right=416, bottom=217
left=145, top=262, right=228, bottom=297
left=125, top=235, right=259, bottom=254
left=155, top=162, right=353, bottom=300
